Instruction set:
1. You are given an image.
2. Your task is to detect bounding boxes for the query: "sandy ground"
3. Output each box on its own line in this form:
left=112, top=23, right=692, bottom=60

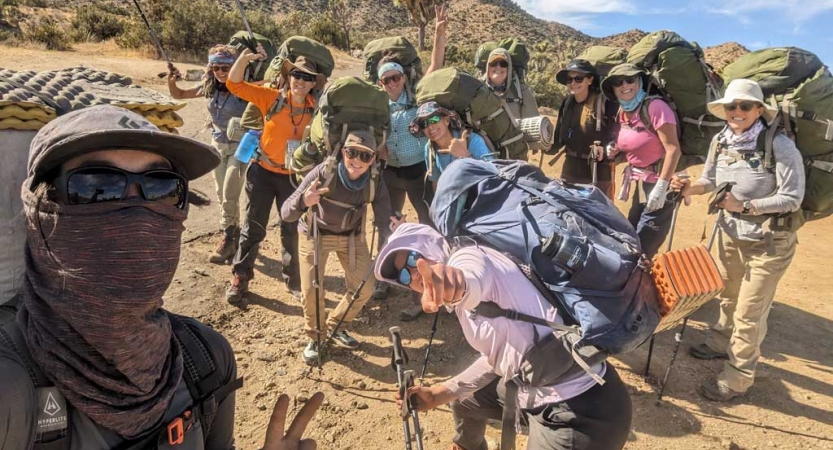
left=3, top=42, right=832, bottom=450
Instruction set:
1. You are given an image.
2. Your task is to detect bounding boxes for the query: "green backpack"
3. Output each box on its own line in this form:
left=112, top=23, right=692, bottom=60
left=474, top=38, right=530, bottom=81
left=291, top=77, right=390, bottom=184
left=228, top=31, right=277, bottom=82
left=270, top=35, right=336, bottom=81
left=577, top=46, right=628, bottom=79
left=628, top=30, right=725, bottom=168
left=416, top=67, right=526, bottom=160
left=723, top=47, right=833, bottom=225
left=363, top=36, right=423, bottom=104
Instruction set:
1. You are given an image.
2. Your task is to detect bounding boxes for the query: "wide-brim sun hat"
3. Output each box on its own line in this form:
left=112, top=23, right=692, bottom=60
left=601, top=63, right=650, bottom=101
left=707, top=78, right=777, bottom=123
left=282, top=56, right=327, bottom=89
left=27, top=104, right=220, bottom=188
left=555, top=59, right=597, bottom=85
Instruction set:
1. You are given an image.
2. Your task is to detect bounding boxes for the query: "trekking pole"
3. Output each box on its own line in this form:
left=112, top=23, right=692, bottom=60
left=419, top=313, right=440, bottom=380
left=656, top=185, right=730, bottom=402
left=390, top=327, right=424, bottom=450
left=312, top=210, right=323, bottom=373
left=129, top=0, right=175, bottom=75
left=590, top=141, right=601, bottom=186
left=233, top=0, right=264, bottom=79
left=644, top=191, right=684, bottom=378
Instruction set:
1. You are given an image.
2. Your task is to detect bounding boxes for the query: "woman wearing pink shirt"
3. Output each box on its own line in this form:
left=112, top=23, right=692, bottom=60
left=601, top=64, right=682, bottom=258
left=374, top=224, right=632, bottom=450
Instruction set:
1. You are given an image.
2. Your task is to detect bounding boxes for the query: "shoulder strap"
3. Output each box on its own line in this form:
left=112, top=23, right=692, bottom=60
left=595, top=93, right=604, bottom=133
left=265, top=90, right=286, bottom=122
left=762, top=115, right=782, bottom=173
left=169, top=314, right=243, bottom=439
left=639, top=97, right=656, bottom=135
left=0, top=322, right=71, bottom=450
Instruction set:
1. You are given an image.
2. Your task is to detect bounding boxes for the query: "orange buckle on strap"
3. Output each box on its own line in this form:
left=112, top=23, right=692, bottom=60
left=167, top=410, right=193, bottom=446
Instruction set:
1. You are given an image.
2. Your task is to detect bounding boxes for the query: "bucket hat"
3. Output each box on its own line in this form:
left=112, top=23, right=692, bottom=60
left=601, top=63, right=650, bottom=101
left=707, top=78, right=777, bottom=123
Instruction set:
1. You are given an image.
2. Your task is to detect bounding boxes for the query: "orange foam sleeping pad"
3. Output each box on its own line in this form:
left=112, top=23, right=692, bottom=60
left=652, top=245, right=725, bottom=333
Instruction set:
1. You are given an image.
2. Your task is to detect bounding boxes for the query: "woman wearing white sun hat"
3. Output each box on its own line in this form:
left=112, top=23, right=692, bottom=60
left=671, top=78, right=805, bottom=402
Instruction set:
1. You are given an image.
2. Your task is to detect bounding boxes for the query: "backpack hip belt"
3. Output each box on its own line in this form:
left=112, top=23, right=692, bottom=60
left=618, top=163, right=661, bottom=201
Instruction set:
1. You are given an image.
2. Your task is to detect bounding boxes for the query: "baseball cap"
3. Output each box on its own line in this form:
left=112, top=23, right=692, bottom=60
left=555, top=59, right=596, bottom=85
left=344, top=130, right=378, bottom=153
left=27, top=105, right=220, bottom=187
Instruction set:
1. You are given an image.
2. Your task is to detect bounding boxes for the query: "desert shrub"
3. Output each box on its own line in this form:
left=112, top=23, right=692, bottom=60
left=22, top=15, right=69, bottom=50
left=526, top=69, right=566, bottom=109
left=245, top=9, right=281, bottom=44
left=72, top=5, right=124, bottom=42
left=307, top=14, right=346, bottom=49
left=0, top=0, right=19, bottom=24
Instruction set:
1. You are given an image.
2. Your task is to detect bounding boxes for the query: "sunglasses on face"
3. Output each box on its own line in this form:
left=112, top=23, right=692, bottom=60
left=290, top=71, right=317, bottom=82
left=489, top=60, right=509, bottom=68
left=397, top=251, right=422, bottom=285
left=417, top=114, right=443, bottom=129
left=566, top=75, right=587, bottom=84
left=211, top=65, right=231, bottom=73
left=611, top=76, right=638, bottom=88
left=56, top=166, right=188, bottom=209
left=724, top=101, right=759, bottom=112
left=344, top=147, right=375, bottom=163
left=381, top=73, right=403, bottom=86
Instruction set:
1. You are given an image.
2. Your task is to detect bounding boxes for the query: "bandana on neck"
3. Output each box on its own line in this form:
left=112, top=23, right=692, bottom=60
left=620, top=78, right=647, bottom=112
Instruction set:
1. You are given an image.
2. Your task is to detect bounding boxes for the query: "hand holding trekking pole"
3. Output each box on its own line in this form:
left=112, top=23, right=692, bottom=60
left=590, top=141, right=604, bottom=162
left=240, top=48, right=264, bottom=64
left=670, top=173, right=692, bottom=206
left=261, top=392, right=324, bottom=450
left=302, top=179, right=329, bottom=208
left=718, top=192, right=745, bottom=213
left=440, top=130, right=471, bottom=158
left=416, top=259, right=467, bottom=313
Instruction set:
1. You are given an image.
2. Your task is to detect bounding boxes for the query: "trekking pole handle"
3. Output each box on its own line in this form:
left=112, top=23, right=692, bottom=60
left=390, top=326, right=406, bottom=367
left=233, top=0, right=256, bottom=39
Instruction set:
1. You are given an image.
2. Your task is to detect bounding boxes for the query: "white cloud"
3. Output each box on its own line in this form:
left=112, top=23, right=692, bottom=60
left=706, top=0, right=833, bottom=26
left=513, top=0, right=687, bottom=29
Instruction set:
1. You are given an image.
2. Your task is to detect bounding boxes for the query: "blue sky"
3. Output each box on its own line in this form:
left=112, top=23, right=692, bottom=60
left=514, top=0, right=831, bottom=65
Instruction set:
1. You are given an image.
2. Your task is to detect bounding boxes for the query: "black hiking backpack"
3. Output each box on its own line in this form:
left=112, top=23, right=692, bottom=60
left=0, top=315, right=242, bottom=450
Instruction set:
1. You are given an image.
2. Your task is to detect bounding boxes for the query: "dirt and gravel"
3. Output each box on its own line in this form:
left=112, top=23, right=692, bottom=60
left=3, top=43, right=831, bottom=450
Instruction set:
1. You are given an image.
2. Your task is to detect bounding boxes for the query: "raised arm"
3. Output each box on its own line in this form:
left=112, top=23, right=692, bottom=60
left=424, top=3, right=448, bottom=76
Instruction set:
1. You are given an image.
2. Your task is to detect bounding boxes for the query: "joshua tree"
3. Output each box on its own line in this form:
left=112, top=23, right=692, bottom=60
left=329, top=0, right=351, bottom=50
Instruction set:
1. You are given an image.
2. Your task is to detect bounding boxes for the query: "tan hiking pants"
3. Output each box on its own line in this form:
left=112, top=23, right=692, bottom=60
left=211, top=140, right=246, bottom=229
left=298, top=233, right=374, bottom=339
left=704, top=229, right=797, bottom=392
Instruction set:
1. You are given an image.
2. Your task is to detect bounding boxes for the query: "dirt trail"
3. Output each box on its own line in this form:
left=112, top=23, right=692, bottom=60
left=3, top=42, right=831, bottom=450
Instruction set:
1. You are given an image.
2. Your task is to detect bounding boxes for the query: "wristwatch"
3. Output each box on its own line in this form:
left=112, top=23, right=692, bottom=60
left=742, top=200, right=754, bottom=215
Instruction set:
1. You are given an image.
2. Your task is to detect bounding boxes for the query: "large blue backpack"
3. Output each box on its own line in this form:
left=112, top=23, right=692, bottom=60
left=431, top=158, right=660, bottom=358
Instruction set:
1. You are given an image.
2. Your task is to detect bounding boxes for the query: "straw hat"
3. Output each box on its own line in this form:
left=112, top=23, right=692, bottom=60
left=707, top=79, right=777, bottom=123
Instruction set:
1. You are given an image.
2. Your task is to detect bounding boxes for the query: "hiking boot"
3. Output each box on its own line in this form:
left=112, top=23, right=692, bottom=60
left=688, top=343, right=729, bottom=361
left=400, top=303, right=424, bottom=322
left=371, top=281, right=389, bottom=300
left=226, top=274, right=249, bottom=304
left=332, top=330, right=359, bottom=349
left=302, top=341, right=320, bottom=365
left=209, top=226, right=239, bottom=265
left=697, top=380, right=745, bottom=402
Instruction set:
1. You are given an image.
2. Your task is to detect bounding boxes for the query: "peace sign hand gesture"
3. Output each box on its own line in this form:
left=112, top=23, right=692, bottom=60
left=302, top=179, right=330, bottom=208
left=262, top=392, right=324, bottom=450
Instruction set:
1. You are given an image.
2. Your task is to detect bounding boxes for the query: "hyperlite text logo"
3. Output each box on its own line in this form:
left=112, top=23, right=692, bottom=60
left=37, top=387, right=68, bottom=433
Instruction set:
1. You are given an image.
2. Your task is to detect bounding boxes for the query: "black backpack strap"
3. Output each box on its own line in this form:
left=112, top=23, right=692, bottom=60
left=0, top=322, right=71, bottom=450
left=169, top=314, right=242, bottom=439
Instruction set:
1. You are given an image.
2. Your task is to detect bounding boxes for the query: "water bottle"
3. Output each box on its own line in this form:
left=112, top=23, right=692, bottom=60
left=234, top=130, right=262, bottom=164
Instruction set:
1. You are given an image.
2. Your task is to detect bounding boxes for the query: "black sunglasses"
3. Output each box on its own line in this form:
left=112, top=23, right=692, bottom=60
left=381, top=73, right=403, bottom=86
left=724, top=101, right=760, bottom=112
left=488, top=60, right=509, bottom=68
left=55, top=166, right=188, bottom=209
left=565, top=75, right=587, bottom=84
left=211, top=65, right=231, bottom=73
left=290, top=70, right=316, bottom=82
left=611, top=76, right=638, bottom=88
left=344, top=147, right=375, bottom=163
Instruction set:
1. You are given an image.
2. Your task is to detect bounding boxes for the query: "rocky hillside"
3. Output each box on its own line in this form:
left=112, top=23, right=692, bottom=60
left=704, top=42, right=750, bottom=73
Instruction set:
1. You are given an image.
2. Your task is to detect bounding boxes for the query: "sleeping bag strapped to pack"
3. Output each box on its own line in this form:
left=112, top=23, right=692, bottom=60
left=228, top=31, right=277, bottom=82
left=363, top=36, right=423, bottom=103
left=416, top=67, right=526, bottom=160
left=723, top=47, right=833, bottom=224
left=290, top=77, right=390, bottom=182
left=627, top=30, right=725, bottom=168
left=577, top=45, right=628, bottom=79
